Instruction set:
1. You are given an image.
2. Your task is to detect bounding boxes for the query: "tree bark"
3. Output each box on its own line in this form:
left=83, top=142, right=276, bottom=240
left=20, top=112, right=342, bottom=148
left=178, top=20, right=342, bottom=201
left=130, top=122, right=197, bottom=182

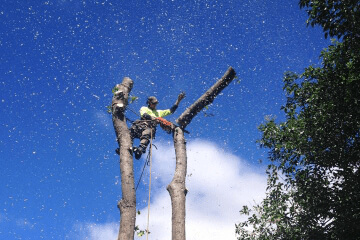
left=167, top=128, right=188, bottom=240
left=168, top=67, right=236, bottom=240
left=111, top=77, right=136, bottom=240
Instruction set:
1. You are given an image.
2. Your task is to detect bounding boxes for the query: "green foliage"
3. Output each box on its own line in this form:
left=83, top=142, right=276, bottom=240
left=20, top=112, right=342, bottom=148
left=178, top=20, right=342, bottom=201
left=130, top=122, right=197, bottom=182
left=129, top=95, right=138, bottom=104
left=134, top=224, right=150, bottom=238
left=233, top=75, right=243, bottom=84
left=299, top=0, right=360, bottom=40
left=137, top=230, right=145, bottom=237
left=203, top=104, right=215, bottom=117
left=112, top=86, right=119, bottom=95
left=237, top=1, right=360, bottom=239
left=134, top=210, right=150, bottom=237
left=106, top=105, right=112, bottom=114
left=108, top=86, right=119, bottom=114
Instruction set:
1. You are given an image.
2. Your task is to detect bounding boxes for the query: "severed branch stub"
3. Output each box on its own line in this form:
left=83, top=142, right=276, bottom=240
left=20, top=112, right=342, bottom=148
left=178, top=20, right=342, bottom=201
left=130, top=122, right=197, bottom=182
left=111, top=77, right=136, bottom=240
left=168, top=66, right=236, bottom=240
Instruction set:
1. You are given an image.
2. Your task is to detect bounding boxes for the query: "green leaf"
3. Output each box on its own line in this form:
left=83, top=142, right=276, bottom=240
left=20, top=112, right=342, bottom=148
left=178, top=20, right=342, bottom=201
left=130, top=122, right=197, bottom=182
left=137, top=230, right=145, bottom=237
left=106, top=105, right=112, bottom=114
left=129, top=96, right=138, bottom=104
left=112, top=86, right=119, bottom=95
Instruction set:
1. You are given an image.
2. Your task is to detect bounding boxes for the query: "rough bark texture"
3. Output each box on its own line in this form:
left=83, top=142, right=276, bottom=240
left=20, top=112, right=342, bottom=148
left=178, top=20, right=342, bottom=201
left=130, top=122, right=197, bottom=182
left=167, top=128, right=188, bottom=240
left=111, top=77, right=136, bottom=240
left=176, top=67, right=237, bottom=128
left=168, top=67, right=236, bottom=240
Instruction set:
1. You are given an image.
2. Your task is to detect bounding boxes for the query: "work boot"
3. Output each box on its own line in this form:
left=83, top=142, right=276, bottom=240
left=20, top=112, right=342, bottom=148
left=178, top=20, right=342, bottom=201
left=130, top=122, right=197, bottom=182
left=134, top=146, right=144, bottom=160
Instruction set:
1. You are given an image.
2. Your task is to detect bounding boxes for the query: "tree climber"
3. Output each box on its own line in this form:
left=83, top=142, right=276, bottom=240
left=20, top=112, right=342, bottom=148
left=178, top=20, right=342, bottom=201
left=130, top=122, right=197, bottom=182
left=116, top=92, right=186, bottom=159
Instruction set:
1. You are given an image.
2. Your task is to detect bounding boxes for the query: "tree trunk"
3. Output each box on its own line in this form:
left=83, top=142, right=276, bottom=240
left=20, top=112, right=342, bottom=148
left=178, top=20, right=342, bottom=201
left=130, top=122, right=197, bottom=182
left=111, top=77, right=136, bottom=240
left=167, top=128, right=188, bottom=240
left=168, top=67, right=236, bottom=240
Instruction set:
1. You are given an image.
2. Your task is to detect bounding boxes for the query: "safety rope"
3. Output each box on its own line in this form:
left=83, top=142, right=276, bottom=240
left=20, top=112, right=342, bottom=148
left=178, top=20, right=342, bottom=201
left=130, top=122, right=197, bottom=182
left=125, top=105, right=139, bottom=124
left=146, top=130, right=153, bottom=240
left=126, top=105, right=142, bottom=118
left=135, top=154, right=149, bottom=191
left=135, top=144, right=157, bottom=191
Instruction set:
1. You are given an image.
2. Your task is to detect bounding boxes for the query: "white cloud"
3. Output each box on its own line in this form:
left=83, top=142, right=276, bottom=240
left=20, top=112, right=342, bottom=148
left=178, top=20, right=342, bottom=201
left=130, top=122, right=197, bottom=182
left=135, top=139, right=267, bottom=240
left=73, top=222, right=118, bottom=240
left=78, top=140, right=267, bottom=240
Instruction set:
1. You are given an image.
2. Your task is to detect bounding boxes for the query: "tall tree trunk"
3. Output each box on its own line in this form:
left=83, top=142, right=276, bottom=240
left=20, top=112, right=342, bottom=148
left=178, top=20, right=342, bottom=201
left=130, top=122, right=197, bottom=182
left=111, top=77, right=136, bottom=240
left=168, top=67, right=236, bottom=240
left=167, top=127, right=188, bottom=240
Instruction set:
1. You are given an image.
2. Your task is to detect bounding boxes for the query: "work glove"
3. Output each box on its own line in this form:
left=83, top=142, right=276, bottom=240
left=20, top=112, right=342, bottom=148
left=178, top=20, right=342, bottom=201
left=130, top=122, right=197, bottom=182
left=178, top=92, right=186, bottom=101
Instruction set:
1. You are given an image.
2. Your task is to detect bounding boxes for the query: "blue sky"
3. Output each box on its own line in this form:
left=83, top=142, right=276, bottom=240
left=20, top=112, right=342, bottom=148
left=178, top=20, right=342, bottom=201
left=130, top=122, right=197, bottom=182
left=1, top=0, right=329, bottom=239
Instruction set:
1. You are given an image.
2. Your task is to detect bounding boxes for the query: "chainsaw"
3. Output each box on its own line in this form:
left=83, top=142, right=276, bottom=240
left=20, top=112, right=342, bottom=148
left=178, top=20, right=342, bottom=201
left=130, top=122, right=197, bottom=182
left=156, top=117, right=190, bottom=134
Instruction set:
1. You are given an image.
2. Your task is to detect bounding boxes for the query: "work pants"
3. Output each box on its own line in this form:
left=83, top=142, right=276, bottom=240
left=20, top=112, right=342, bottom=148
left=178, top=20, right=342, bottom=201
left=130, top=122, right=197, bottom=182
left=130, top=120, right=156, bottom=149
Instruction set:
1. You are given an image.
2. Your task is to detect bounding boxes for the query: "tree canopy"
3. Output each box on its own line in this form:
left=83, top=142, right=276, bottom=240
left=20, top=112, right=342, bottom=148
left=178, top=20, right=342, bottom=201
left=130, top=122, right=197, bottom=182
left=236, top=1, right=360, bottom=239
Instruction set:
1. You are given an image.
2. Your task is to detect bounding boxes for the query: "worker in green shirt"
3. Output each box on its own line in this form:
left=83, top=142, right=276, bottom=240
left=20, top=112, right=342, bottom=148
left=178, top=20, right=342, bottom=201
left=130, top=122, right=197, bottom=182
left=128, top=92, right=185, bottom=159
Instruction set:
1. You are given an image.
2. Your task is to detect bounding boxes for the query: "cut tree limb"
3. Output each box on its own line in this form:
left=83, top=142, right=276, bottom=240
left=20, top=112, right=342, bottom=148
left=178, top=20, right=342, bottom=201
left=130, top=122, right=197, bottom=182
left=176, top=66, right=236, bottom=128
left=111, top=77, right=136, bottom=240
